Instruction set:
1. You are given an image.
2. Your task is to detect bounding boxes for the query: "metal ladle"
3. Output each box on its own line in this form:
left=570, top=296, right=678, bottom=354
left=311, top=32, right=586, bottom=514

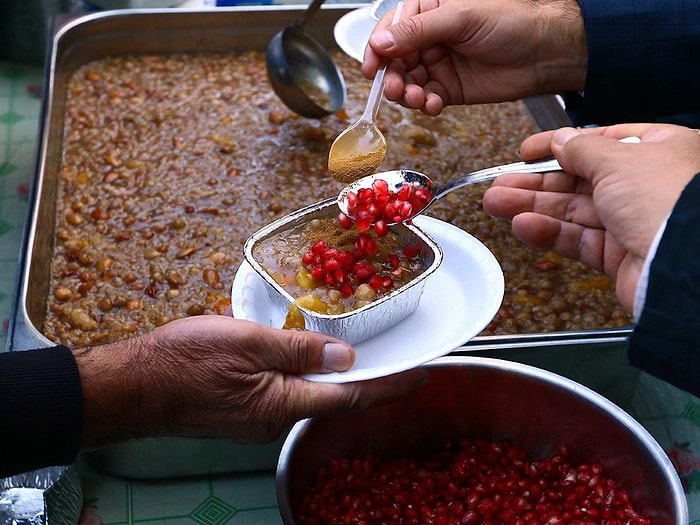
left=266, top=0, right=347, bottom=119
left=337, top=136, right=641, bottom=224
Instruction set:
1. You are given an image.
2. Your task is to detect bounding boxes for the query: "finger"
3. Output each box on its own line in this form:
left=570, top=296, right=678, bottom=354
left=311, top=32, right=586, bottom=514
left=520, top=124, right=654, bottom=163
left=484, top=184, right=602, bottom=228
left=368, top=1, right=452, bottom=58
left=491, top=170, right=590, bottom=194
left=550, top=126, right=653, bottom=182
left=242, top=325, right=356, bottom=374
left=511, top=213, right=608, bottom=274
left=518, top=130, right=556, bottom=161
left=362, top=45, right=384, bottom=79
left=363, top=0, right=420, bottom=77
left=383, top=65, right=412, bottom=102
left=281, top=368, right=428, bottom=423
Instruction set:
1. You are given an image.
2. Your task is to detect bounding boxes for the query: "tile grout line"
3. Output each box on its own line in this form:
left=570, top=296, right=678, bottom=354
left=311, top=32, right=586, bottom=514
left=0, top=71, right=14, bottom=219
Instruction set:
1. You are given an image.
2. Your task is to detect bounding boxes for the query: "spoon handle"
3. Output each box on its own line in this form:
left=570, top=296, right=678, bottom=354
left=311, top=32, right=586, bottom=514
left=435, top=135, right=642, bottom=199
left=434, top=157, right=562, bottom=199
left=361, top=1, right=405, bottom=122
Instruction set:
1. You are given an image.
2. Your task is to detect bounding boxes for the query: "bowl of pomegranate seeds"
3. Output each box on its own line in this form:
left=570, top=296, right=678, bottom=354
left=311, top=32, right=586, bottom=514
left=277, top=356, right=687, bottom=524
left=241, top=197, right=443, bottom=346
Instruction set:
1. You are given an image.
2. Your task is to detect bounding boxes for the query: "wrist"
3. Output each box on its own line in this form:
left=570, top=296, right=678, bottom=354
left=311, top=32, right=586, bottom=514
left=534, top=0, right=588, bottom=94
left=74, top=337, right=154, bottom=449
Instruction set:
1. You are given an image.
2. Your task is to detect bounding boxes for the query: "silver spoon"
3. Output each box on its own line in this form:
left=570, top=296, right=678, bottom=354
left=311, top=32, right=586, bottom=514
left=337, top=136, right=641, bottom=224
left=266, top=0, right=347, bottom=119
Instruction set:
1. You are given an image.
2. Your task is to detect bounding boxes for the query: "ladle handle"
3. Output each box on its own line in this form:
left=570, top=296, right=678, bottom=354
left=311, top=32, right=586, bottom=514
left=435, top=135, right=642, bottom=200
left=361, top=1, right=405, bottom=122
left=295, top=0, right=326, bottom=28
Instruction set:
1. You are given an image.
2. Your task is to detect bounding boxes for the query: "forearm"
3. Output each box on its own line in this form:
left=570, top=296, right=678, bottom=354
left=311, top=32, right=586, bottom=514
left=568, top=0, right=700, bottom=125
left=629, top=173, right=700, bottom=397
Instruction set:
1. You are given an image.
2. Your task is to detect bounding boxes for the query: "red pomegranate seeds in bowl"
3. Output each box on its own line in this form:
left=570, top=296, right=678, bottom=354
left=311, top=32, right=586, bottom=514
left=242, top=197, right=442, bottom=345
left=277, top=357, right=688, bottom=524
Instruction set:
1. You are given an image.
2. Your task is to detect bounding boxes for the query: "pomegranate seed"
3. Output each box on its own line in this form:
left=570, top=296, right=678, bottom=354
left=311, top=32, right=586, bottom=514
left=356, top=215, right=372, bottom=232
left=336, top=250, right=355, bottom=266
left=358, top=187, right=374, bottom=201
left=296, top=204, right=428, bottom=301
left=338, top=212, right=353, bottom=229
left=372, top=178, right=389, bottom=193
left=353, top=261, right=375, bottom=280
left=340, top=283, right=354, bottom=296
left=374, top=220, right=388, bottom=237
left=294, top=438, right=650, bottom=525
left=333, top=269, right=346, bottom=284
left=346, top=191, right=358, bottom=209
left=341, top=178, right=434, bottom=233
left=310, top=240, right=328, bottom=255
left=403, top=245, right=419, bottom=258
left=395, top=182, right=411, bottom=201
left=322, top=258, right=340, bottom=272
left=368, top=275, right=383, bottom=290
left=310, top=265, right=323, bottom=280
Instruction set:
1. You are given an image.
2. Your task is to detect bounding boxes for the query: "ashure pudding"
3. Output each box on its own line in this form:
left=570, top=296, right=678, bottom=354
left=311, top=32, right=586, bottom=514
left=244, top=199, right=442, bottom=344
left=253, top=218, right=427, bottom=315
left=44, top=50, right=631, bottom=348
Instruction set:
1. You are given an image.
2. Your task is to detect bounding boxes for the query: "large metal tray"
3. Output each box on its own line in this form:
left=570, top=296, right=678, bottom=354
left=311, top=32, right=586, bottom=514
left=7, top=6, right=634, bottom=479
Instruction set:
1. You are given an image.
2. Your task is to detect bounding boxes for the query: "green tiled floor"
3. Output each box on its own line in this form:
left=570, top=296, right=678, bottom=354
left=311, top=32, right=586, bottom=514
left=0, top=62, right=43, bottom=351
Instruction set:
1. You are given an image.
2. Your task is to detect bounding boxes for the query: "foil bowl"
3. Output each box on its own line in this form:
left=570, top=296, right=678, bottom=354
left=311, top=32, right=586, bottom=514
left=0, top=466, right=82, bottom=525
left=277, top=356, right=688, bottom=524
left=243, top=198, right=443, bottom=345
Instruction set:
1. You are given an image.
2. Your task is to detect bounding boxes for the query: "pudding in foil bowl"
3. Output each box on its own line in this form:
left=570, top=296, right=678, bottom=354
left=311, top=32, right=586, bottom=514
left=242, top=198, right=443, bottom=346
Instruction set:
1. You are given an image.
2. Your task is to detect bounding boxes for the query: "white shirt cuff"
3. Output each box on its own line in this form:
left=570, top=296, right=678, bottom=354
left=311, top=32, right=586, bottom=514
left=633, top=215, right=670, bottom=321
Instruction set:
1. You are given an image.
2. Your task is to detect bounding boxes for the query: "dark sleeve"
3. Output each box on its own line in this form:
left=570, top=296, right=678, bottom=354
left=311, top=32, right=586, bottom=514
left=0, top=345, right=83, bottom=477
left=629, top=173, right=700, bottom=397
left=566, top=0, right=700, bottom=126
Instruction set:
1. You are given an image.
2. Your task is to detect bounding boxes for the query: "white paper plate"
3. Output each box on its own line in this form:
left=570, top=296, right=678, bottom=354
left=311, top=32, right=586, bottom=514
left=231, top=216, right=504, bottom=383
left=333, top=6, right=377, bottom=63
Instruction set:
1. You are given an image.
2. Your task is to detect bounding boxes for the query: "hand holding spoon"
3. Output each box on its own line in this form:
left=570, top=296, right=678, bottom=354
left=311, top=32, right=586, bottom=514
left=337, top=137, right=642, bottom=227
left=327, top=1, right=404, bottom=183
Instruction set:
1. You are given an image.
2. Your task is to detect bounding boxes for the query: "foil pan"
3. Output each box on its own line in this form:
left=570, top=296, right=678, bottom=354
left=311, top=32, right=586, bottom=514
left=0, top=466, right=82, bottom=525
left=244, top=198, right=443, bottom=345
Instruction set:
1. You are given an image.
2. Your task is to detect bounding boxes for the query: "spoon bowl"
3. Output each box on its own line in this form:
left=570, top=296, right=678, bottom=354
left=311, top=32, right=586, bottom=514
left=327, top=2, right=404, bottom=182
left=266, top=0, right=347, bottom=119
left=327, top=120, right=388, bottom=183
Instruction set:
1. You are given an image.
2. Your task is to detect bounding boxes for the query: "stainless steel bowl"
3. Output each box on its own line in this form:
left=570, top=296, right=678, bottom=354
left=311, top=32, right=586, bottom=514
left=243, top=198, right=443, bottom=345
left=277, top=356, right=687, bottom=524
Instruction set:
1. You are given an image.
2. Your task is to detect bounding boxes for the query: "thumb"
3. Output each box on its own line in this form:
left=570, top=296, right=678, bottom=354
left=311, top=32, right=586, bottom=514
left=550, top=126, right=584, bottom=158
left=369, top=10, right=456, bottom=56
left=254, top=328, right=356, bottom=374
left=550, top=127, right=616, bottom=186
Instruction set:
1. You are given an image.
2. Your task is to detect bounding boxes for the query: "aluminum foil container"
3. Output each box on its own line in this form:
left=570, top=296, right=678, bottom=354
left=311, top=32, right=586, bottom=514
left=243, top=198, right=443, bottom=345
left=0, top=466, right=82, bottom=525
